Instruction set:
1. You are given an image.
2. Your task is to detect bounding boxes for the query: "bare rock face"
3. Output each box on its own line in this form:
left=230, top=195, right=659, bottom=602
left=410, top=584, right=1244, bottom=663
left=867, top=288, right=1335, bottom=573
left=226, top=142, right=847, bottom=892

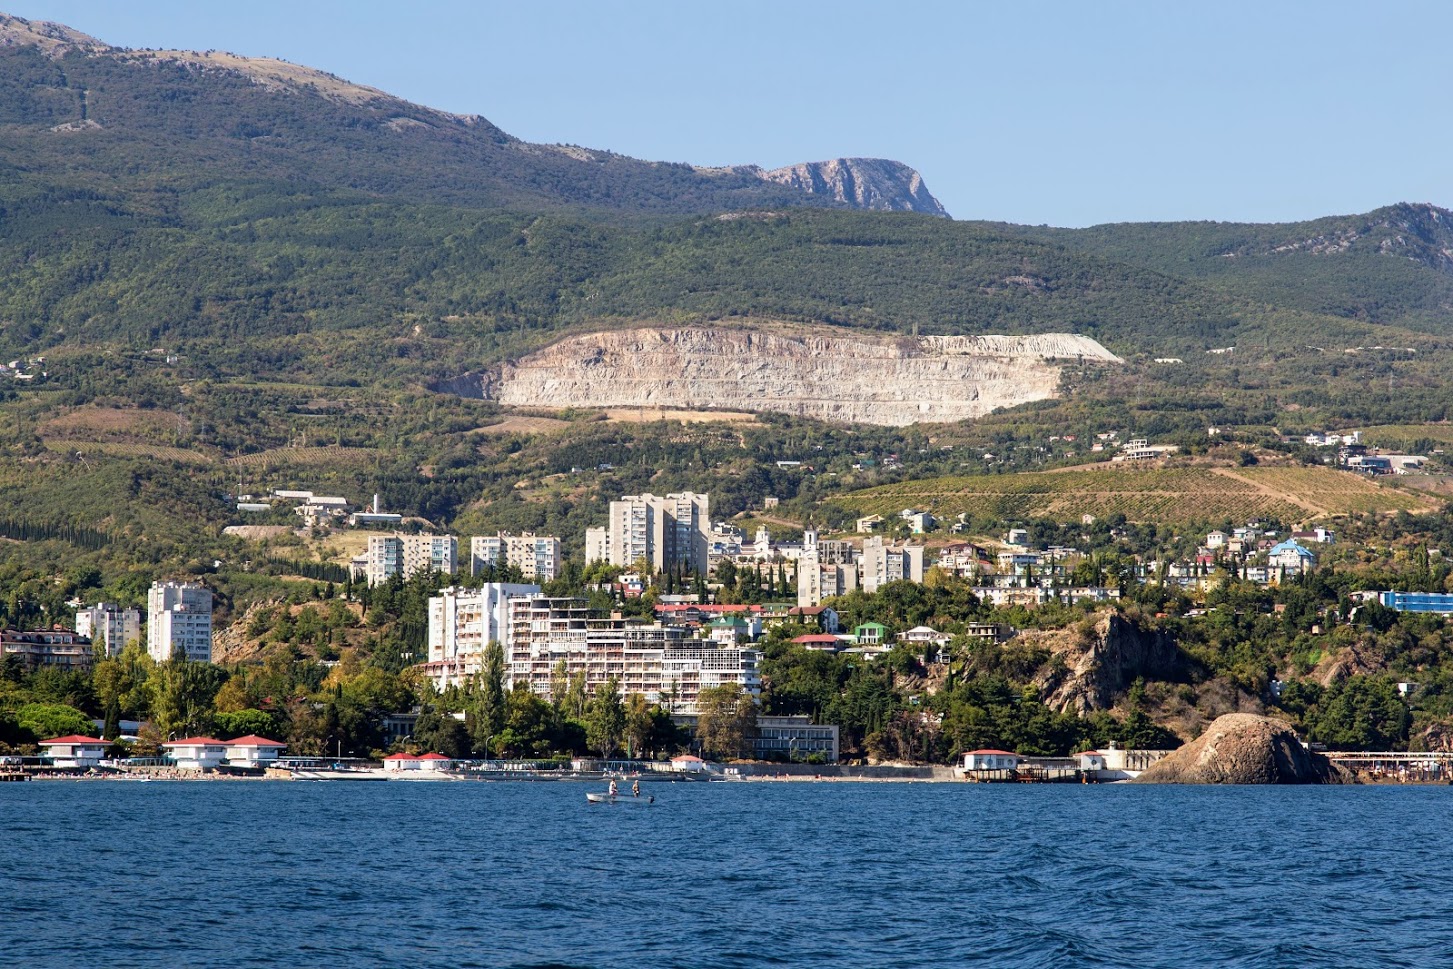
left=1134, top=714, right=1348, bottom=784
left=1034, top=613, right=1182, bottom=716
left=758, top=158, right=950, bottom=217
left=485, top=324, right=1119, bottom=426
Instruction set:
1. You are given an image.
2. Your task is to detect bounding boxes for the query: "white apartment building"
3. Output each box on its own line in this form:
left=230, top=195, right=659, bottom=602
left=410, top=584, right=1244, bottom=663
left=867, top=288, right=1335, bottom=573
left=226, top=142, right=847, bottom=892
left=586, top=492, right=710, bottom=575
left=859, top=536, right=926, bottom=594
left=364, top=534, right=458, bottom=586
left=75, top=602, right=142, bottom=657
left=499, top=595, right=758, bottom=715
left=421, top=583, right=540, bottom=690
left=147, top=581, right=213, bottom=662
left=470, top=533, right=563, bottom=582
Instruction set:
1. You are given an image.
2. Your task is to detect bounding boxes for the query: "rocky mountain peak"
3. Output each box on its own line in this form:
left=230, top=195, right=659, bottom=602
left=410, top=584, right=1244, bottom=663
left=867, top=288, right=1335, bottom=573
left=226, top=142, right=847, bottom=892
left=0, top=13, right=104, bottom=52
left=758, top=158, right=949, bottom=217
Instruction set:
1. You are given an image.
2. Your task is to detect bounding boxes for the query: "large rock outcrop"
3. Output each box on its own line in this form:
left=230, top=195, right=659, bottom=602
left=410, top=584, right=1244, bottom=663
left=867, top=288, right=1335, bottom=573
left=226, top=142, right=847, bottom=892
left=477, top=323, right=1120, bottom=426
left=1134, top=714, right=1348, bottom=784
left=1033, top=612, right=1182, bottom=715
left=757, top=158, right=950, bottom=217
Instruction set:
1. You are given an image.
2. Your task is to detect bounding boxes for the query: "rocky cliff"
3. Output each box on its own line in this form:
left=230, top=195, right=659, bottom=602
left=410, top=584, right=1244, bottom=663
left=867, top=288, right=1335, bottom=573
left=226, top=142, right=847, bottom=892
left=478, top=324, right=1119, bottom=426
left=757, top=158, right=950, bottom=217
left=1032, top=613, right=1182, bottom=716
left=1134, top=714, right=1349, bottom=784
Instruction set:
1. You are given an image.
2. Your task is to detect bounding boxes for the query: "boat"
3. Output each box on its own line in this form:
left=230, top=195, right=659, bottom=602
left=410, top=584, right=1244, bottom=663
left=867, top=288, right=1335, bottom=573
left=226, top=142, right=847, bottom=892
left=288, top=767, right=390, bottom=782
left=586, top=791, right=655, bottom=806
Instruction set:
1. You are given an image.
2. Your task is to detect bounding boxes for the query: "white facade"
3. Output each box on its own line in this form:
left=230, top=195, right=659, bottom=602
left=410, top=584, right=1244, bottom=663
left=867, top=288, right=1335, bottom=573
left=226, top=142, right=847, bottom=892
left=75, top=603, right=142, bottom=657
left=594, top=492, right=710, bottom=574
left=40, top=736, right=108, bottom=768
left=365, top=534, right=458, bottom=586
left=963, top=750, right=1020, bottom=771
left=471, top=533, right=562, bottom=582
left=859, top=537, right=926, bottom=594
left=421, top=583, right=540, bottom=690
left=224, top=736, right=287, bottom=768
left=147, top=582, right=213, bottom=663
left=163, top=737, right=229, bottom=770
left=500, top=595, right=758, bottom=715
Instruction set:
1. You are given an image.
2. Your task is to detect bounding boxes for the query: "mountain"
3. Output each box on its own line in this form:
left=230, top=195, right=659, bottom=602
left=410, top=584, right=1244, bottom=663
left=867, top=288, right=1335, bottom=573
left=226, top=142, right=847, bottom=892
left=0, top=13, right=947, bottom=217
left=757, top=158, right=950, bottom=216
left=1009, top=203, right=1453, bottom=334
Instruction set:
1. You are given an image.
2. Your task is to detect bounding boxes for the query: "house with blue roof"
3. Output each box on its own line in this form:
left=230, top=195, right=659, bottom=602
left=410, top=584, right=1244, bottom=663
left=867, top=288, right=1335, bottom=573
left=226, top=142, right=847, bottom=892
left=1268, top=539, right=1316, bottom=575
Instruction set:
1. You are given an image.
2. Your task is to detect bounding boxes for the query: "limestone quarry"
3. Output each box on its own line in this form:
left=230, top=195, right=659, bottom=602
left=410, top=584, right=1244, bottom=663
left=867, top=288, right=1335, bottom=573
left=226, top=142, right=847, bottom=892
left=467, top=324, right=1120, bottom=427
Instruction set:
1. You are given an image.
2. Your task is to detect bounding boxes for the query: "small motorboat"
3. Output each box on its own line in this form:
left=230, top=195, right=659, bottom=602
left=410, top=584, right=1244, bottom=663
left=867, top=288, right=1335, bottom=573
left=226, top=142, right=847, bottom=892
left=586, top=791, right=655, bottom=806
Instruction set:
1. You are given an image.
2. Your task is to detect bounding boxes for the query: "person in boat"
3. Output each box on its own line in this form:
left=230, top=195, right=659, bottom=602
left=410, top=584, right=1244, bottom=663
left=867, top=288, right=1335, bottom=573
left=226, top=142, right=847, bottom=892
left=608, top=779, right=618, bottom=797
left=631, top=779, right=641, bottom=798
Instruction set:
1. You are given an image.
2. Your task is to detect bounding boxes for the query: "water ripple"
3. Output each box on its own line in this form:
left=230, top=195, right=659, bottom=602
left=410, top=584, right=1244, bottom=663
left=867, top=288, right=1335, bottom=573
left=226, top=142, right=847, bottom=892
left=2, top=782, right=1451, bottom=967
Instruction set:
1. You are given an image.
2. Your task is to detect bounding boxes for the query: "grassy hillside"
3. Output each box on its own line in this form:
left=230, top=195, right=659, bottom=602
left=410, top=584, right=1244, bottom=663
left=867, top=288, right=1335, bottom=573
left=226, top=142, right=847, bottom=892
left=832, top=462, right=1441, bottom=527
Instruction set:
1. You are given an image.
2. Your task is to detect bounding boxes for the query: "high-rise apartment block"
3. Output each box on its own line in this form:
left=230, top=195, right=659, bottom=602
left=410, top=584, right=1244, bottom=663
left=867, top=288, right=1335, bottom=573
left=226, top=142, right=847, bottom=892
left=75, top=602, right=142, bottom=656
left=585, top=491, right=710, bottom=575
left=421, top=583, right=541, bottom=688
left=147, top=581, right=213, bottom=663
left=859, top=536, right=926, bottom=594
left=470, top=533, right=563, bottom=582
left=364, top=534, right=458, bottom=586
left=419, top=589, right=760, bottom=712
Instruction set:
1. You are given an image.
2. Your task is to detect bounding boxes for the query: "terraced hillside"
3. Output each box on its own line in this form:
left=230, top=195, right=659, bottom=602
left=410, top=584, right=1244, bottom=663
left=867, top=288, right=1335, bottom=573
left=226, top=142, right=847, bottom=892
left=836, top=463, right=1441, bottom=526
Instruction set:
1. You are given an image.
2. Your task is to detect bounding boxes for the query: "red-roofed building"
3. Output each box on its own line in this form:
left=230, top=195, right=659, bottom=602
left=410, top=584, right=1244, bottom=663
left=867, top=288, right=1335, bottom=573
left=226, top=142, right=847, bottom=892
left=162, top=737, right=229, bottom=770
left=40, top=735, right=108, bottom=768
left=225, top=735, right=287, bottom=769
left=791, top=634, right=844, bottom=652
left=1077, top=750, right=1106, bottom=771
left=963, top=749, right=1020, bottom=771
left=382, top=751, right=453, bottom=772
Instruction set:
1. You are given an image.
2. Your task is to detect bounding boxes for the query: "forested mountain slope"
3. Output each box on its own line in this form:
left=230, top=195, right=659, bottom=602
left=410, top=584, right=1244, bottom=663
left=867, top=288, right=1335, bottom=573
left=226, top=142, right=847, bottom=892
left=1009, top=203, right=1453, bottom=335
left=0, top=14, right=945, bottom=216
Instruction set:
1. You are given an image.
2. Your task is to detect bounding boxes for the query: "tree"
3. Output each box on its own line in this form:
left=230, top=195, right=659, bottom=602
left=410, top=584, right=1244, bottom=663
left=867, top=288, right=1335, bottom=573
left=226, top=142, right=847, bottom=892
left=585, top=677, right=625, bottom=759
left=624, top=692, right=652, bottom=759
left=16, top=702, right=94, bottom=741
left=695, top=684, right=758, bottom=760
left=469, top=640, right=507, bottom=753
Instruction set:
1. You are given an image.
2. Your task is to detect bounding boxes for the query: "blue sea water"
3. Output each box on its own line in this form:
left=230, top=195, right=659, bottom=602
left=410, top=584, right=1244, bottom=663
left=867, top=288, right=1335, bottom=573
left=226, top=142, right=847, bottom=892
left=1, top=780, right=1450, bottom=968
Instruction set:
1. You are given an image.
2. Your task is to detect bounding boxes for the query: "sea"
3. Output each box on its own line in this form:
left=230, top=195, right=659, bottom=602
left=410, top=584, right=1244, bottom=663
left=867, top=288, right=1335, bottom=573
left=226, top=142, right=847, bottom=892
left=1, top=780, right=1448, bottom=968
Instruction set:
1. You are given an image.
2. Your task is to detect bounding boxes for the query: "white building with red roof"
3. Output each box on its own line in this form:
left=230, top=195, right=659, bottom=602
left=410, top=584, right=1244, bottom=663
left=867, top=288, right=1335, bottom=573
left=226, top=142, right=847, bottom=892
left=163, top=737, right=229, bottom=770
left=40, top=735, right=109, bottom=768
left=791, top=633, right=844, bottom=652
left=963, top=749, right=1021, bottom=771
left=382, top=751, right=453, bottom=772
left=225, top=735, right=287, bottom=769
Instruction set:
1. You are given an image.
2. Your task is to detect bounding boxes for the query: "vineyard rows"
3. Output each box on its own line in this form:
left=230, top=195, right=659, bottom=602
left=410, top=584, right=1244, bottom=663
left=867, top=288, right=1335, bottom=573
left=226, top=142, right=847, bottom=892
left=843, top=464, right=1439, bottom=525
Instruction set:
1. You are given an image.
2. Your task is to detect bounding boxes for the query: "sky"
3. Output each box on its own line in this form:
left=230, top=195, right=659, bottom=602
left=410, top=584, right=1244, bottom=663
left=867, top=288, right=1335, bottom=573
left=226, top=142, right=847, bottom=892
left=6, top=1, right=1452, bottom=226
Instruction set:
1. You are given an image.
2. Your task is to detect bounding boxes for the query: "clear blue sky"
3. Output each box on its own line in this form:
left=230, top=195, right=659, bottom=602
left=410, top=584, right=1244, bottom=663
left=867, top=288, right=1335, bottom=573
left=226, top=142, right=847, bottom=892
left=7, top=1, right=1451, bottom=226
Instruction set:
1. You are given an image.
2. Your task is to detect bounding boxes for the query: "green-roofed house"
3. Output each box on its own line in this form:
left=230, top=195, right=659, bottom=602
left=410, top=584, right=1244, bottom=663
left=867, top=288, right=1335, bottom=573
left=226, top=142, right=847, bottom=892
left=853, top=622, right=889, bottom=646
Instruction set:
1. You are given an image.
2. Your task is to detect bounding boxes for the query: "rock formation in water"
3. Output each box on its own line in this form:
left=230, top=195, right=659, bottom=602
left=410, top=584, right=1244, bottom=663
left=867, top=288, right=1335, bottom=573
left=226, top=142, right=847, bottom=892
left=476, top=324, right=1119, bottom=427
left=1134, top=713, right=1348, bottom=784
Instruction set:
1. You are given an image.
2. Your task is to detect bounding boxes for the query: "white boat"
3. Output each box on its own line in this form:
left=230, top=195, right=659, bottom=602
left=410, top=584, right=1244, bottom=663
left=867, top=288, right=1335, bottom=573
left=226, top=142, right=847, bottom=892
left=586, top=791, right=655, bottom=806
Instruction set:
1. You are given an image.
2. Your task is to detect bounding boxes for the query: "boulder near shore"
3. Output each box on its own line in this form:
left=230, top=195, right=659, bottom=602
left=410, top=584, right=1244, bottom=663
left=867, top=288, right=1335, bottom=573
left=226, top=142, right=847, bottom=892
left=1134, top=713, right=1350, bottom=784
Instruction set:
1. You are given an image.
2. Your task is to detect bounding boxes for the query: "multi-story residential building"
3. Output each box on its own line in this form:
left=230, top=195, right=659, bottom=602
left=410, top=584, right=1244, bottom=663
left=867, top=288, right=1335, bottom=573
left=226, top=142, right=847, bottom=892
left=147, top=581, right=213, bottom=662
left=1, top=628, right=95, bottom=672
left=74, top=602, right=142, bottom=657
left=421, top=583, right=540, bottom=690
left=586, top=492, right=710, bottom=575
left=497, top=595, right=758, bottom=715
left=470, top=533, right=563, bottom=582
left=753, top=715, right=840, bottom=763
left=364, top=534, right=458, bottom=586
left=859, top=536, right=926, bottom=594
